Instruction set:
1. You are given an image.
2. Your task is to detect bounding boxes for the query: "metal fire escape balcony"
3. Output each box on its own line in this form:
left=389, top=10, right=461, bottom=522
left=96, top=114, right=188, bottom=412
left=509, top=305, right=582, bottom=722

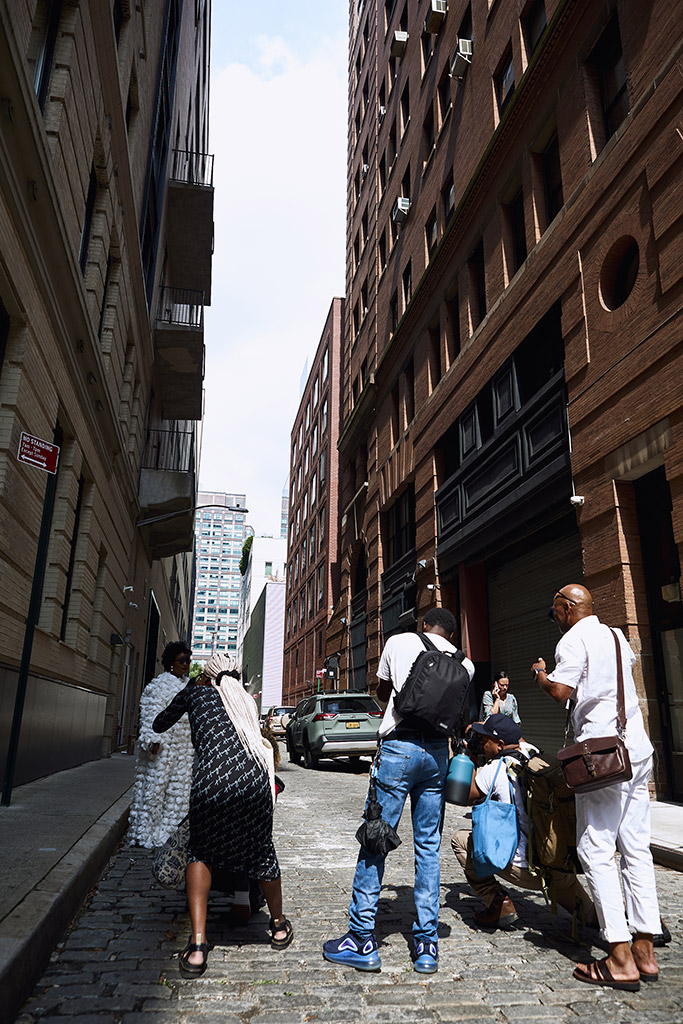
left=138, top=427, right=196, bottom=559
left=167, top=149, right=214, bottom=303
left=153, top=287, right=204, bottom=421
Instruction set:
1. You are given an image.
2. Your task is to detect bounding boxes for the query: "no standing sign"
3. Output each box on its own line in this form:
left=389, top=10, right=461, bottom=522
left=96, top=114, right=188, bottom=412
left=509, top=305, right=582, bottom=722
left=17, top=432, right=60, bottom=474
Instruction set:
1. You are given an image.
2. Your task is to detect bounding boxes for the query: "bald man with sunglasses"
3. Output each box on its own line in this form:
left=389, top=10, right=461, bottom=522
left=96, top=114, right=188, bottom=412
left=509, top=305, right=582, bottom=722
left=531, top=585, right=660, bottom=992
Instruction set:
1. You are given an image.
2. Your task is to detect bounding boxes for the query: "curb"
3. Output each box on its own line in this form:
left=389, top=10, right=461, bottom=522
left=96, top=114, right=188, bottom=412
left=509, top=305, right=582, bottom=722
left=651, top=843, right=683, bottom=873
left=2, top=787, right=133, bottom=1024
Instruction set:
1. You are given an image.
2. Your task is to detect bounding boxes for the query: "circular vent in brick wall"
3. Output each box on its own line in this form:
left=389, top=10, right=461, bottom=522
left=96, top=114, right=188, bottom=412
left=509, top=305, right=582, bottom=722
left=599, top=235, right=640, bottom=311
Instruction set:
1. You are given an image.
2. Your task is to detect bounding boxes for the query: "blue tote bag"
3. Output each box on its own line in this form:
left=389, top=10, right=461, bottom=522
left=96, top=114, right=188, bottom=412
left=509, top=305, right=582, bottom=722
left=471, top=758, right=519, bottom=878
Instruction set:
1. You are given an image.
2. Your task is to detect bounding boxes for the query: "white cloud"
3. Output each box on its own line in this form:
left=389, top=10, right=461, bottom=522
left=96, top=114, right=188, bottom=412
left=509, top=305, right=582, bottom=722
left=200, top=33, right=347, bottom=536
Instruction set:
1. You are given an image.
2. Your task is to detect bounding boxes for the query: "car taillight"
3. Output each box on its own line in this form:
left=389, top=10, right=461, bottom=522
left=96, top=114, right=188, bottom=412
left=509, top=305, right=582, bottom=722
left=313, top=713, right=336, bottom=721
left=369, top=711, right=382, bottom=717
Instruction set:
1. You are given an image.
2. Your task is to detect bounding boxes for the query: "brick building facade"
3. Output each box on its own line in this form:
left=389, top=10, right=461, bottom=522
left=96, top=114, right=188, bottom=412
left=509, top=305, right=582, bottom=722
left=0, top=0, right=213, bottom=789
left=332, top=0, right=683, bottom=796
left=283, top=298, right=343, bottom=705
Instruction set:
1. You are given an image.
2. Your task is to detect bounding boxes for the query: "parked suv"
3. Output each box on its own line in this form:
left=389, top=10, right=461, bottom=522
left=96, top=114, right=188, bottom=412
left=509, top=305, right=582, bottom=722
left=264, top=706, right=296, bottom=737
left=285, top=693, right=382, bottom=768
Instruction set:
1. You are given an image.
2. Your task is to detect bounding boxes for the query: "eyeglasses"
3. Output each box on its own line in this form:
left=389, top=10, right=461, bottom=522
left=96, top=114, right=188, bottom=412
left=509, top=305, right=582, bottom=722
left=548, top=591, right=577, bottom=620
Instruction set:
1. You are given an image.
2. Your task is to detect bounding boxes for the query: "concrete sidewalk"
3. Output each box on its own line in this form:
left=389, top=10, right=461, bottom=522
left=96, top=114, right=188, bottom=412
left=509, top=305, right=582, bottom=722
left=0, top=754, right=135, bottom=1023
left=1, top=753, right=682, bottom=1023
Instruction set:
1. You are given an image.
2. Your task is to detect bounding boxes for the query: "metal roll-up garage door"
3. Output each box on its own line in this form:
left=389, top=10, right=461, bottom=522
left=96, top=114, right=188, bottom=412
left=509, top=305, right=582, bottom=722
left=487, top=529, right=584, bottom=758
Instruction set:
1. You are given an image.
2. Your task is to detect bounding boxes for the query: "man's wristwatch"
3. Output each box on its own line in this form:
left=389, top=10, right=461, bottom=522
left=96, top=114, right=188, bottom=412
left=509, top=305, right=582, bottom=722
left=533, top=667, right=544, bottom=677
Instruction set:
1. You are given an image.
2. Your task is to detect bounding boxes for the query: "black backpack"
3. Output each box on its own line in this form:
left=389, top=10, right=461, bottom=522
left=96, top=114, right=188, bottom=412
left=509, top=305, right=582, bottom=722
left=393, top=634, right=470, bottom=736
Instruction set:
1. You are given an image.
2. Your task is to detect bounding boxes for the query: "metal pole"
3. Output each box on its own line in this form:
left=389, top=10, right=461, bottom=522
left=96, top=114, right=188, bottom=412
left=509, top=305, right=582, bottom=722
left=2, top=464, right=59, bottom=805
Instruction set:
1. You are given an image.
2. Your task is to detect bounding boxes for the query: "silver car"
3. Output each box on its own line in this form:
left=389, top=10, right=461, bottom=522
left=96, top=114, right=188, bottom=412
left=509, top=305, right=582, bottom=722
left=286, top=693, right=382, bottom=769
left=264, top=705, right=296, bottom=737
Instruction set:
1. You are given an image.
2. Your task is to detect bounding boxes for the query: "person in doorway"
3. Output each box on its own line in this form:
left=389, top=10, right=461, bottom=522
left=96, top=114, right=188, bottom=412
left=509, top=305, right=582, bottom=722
left=127, top=642, right=194, bottom=849
left=153, top=653, right=292, bottom=977
left=451, top=714, right=597, bottom=929
left=323, top=607, right=475, bottom=974
left=479, top=670, right=521, bottom=725
left=532, top=584, right=660, bottom=991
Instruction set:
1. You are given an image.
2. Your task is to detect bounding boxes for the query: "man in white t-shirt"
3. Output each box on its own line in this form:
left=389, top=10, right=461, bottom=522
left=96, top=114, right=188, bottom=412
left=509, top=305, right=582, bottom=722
left=323, top=608, right=474, bottom=975
left=532, top=584, right=660, bottom=991
left=452, top=714, right=596, bottom=929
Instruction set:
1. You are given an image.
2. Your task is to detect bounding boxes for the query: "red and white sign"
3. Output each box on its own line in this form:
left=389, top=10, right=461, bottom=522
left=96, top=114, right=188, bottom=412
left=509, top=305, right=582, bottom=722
left=17, top=432, right=60, bottom=474
left=315, top=669, right=325, bottom=678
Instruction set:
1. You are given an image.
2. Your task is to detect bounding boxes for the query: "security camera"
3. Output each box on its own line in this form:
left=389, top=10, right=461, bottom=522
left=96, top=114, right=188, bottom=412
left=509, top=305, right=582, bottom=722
left=570, top=495, right=585, bottom=507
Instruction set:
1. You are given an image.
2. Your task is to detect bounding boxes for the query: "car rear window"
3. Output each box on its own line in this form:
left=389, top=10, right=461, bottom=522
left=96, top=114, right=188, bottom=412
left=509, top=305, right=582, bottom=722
left=271, top=707, right=294, bottom=715
left=320, top=697, right=379, bottom=714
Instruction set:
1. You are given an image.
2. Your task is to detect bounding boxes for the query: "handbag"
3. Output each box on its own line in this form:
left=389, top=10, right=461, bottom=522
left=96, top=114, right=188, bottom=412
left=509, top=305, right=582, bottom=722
left=471, top=758, right=519, bottom=878
left=557, top=627, right=633, bottom=794
left=152, top=815, right=190, bottom=888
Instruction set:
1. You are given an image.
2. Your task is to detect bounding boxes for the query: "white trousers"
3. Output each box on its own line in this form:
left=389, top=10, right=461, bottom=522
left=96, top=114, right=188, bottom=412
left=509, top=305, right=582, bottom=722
left=576, top=755, right=660, bottom=944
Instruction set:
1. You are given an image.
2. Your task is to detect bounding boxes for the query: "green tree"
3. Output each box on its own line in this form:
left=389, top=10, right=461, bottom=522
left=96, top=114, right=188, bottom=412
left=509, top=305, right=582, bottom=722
left=239, top=534, right=253, bottom=575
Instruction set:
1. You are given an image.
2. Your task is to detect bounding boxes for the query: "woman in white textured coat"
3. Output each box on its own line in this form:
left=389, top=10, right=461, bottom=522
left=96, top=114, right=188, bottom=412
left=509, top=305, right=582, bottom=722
left=128, top=642, right=194, bottom=848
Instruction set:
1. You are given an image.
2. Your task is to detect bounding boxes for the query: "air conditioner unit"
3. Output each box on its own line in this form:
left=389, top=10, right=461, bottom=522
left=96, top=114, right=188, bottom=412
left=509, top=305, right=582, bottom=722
left=392, top=196, right=411, bottom=223
left=450, top=38, right=473, bottom=78
left=425, top=0, right=447, bottom=33
left=360, top=163, right=369, bottom=181
left=391, top=30, right=409, bottom=57
left=378, top=105, right=386, bottom=125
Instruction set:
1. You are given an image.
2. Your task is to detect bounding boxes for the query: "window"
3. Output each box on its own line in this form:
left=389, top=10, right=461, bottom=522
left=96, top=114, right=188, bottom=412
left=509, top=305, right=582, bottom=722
left=79, top=164, right=98, bottom=274
left=461, top=406, right=478, bottom=456
left=390, top=290, right=399, bottom=335
left=265, top=561, right=273, bottom=576
left=426, top=207, right=438, bottom=259
left=303, top=493, right=308, bottom=522
left=361, top=207, right=369, bottom=248
left=506, top=187, right=527, bottom=274
left=496, top=47, right=515, bottom=115
left=317, top=565, right=325, bottom=610
left=304, top=446, right=309, bottom=476
left=318, top=506, right=326, bottom=548
left=421, top=30, right=434, bottom=72
left=493, top=365, right=516, bottom=423
left=312, top=422, right=318, bottom=455
left=322, top=346, right=328, bottom=380
left=404, top=359, right=415, bottom=424
left=390, top=383, right=400, bottom=444
left=385, top=485, right=416, bottom=566
left=428, top=325, right=442, bottom=392
left=310, top=523, right=316, bottom=555
left=30, top=0, right=62, bottom=113
left=468, top=239, right=486, bottom=329
left=379, top=229, right=387, bottom=273
left=302, top=539, right=307, bottom=570
left=542, top=133, right=563, bottom=226
left=402, top=260, right=412, bottom=310
left=423, top=105, right=435, bottom=164
left=311, top=473, right=317, bottom=507
left=523, top=0, right=547, bottom=59
left=438, top=67, right=452, bottom=127
left=444, top=292, right=460, bottom=367
left=305, top=402, right=311, bottom=431
left=587, top=14, right=629, bottom=144
left=308, top=578, right=315, bottom=618
left=442, top=170, right=455, bottom=221
left=400, top=82, right=410, bottom=137
left=319, top=448, right=327, bottom=487
left=353, top=231, right=360, bottom=271
left=313, top=376, right=319, bottom=407
left=321, top=398, right=328, bottom=434
left=384, top=0, right=396, bottom=33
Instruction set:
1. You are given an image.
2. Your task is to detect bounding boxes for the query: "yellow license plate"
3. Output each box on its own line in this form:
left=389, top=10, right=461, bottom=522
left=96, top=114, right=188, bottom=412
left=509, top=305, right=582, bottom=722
left=346, top=721, right=360, bottom=729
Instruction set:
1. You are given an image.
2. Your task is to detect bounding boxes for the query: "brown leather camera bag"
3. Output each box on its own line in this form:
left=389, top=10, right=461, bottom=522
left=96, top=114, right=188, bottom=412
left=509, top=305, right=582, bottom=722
left=557, top=628, right=632, bottom=794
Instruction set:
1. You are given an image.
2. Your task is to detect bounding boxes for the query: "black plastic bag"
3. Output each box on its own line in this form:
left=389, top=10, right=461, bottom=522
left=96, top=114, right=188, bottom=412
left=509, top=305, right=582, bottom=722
left=355, top=775, right=401, bottom=855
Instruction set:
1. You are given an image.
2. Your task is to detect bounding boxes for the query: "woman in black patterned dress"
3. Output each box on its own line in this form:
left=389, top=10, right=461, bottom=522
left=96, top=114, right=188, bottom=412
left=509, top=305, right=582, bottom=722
left=153, top=653, right=293, bottom=976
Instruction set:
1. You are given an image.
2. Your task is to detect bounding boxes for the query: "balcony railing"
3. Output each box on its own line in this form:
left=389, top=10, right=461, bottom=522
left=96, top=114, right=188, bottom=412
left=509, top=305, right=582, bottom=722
left=142, top=428, right=195, bottom=474
left=169, top=149, right=214, bottom=187
left=157, top=287, right=204, bottom=329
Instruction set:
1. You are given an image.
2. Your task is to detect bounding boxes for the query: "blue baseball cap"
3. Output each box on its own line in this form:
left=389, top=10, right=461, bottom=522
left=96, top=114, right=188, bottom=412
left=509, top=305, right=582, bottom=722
left=471, top=713, right=522, bottom=745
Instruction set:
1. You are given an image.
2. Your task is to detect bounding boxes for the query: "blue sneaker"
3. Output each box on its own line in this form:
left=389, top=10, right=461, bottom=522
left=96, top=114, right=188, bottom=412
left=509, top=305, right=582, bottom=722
left=322, top=931, right=381, bottom=971
left=413, top=939, right=438, bottom=974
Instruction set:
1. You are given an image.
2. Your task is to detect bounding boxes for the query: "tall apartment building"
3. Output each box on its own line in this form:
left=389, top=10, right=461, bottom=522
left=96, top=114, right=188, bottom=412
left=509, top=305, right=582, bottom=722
left=283, top=298, right=343, bottom=704
left=237, top=535, right=287, bottom=659
left=191, top=492, right=251, bottom=663
left=334, top=0, right=683, bottom=796
left=0, top=0, right=213, bottom=791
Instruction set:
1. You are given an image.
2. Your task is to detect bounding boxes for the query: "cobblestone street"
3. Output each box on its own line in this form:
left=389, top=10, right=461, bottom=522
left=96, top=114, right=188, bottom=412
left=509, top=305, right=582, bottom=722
left=19, top=754, right=683, bottom=1024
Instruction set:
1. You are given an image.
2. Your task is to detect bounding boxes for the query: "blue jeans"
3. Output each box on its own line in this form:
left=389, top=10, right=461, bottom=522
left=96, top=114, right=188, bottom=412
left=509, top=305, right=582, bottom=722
left=348, top=737, right=449, bottom=944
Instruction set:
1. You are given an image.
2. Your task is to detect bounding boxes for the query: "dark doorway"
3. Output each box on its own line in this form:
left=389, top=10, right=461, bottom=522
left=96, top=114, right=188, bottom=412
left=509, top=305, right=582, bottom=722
left=635, top=467, right=683, bottom=800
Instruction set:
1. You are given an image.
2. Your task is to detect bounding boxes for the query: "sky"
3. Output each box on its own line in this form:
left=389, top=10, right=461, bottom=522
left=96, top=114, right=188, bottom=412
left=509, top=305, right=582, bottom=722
left=199, top=2, right=348, bottom=536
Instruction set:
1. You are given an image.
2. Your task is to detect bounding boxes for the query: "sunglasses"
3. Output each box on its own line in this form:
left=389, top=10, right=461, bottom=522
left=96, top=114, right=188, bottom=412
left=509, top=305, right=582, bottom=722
left=548, top=591, right=578, bottom=620
left=176, top=655, right=192, bottom=664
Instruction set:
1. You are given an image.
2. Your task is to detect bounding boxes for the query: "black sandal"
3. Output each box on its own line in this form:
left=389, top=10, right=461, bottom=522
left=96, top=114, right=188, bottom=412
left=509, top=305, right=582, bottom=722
left=269, top=917, right=294, bottom=950
left=179, top=938, right=210, bottom=977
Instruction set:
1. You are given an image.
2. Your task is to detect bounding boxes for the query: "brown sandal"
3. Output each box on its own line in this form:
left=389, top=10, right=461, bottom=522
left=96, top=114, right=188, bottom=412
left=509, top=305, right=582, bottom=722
left=573, top=959, right=640, bottom=991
